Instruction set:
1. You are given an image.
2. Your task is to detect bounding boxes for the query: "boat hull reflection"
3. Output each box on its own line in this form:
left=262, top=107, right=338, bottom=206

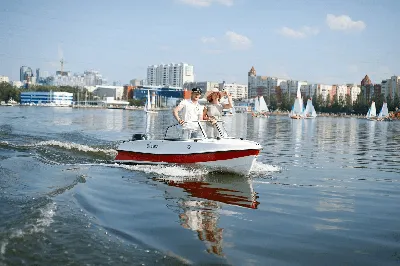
left=153, top=175, right=260, bottom=256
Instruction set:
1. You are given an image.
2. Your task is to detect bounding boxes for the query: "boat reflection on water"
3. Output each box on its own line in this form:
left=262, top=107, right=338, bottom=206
left=153, top=175, right=259, bottom=256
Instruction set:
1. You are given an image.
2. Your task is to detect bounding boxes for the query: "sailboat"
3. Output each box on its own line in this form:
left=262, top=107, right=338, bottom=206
left=303, top=98, right=317, bottom=119
left=144, top=90, right=158, bottom=114
left=252, top=96, right=269, bottom=118
left=377, top=102, right=390, bottom=121
left=366, top=101, right=377, bottom=120
left=289, top=88, right=303, bottom=119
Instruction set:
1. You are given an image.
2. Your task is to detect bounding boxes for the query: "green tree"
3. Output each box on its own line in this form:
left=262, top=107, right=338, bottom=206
left=269, top=94, right=277, bottom=111
left=344, top=94, right=352, bottom=113
left=280, top=92, right=291, bottom=111
left=128, top=99, right=145, bottom=107
left=316, top=94, right=323, bottom=112
left=393, top=93, right=400, bottom=111
left=331, top=93, right=339, bottom=113
left=0, top=82, right=20, bottom=102
left=386, top=94, right=394, bottom=111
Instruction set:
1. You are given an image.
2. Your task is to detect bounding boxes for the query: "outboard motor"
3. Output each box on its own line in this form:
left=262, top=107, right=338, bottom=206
left=131, top=133, right=148, bottom=141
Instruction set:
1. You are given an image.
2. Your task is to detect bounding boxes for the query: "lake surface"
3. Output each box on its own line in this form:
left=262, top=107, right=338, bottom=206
left=0, top=106, right=399, bottom=266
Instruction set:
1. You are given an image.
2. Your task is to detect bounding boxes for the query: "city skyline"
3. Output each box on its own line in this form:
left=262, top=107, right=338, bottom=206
left=0, top=0, right=399, bottom=85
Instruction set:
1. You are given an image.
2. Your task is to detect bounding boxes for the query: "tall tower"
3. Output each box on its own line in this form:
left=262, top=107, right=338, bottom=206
left=248, top=66, right=256, bottom=98
left=248, top=66, right=256, bottom=77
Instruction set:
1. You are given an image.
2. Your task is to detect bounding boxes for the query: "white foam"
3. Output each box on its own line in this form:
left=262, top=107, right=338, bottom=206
left=0, top=240, right=7, bottom=255
left=36, top=140, right=117, bottom=157
left=112, top=163, right=208, bottom=177
left=31, top=202, right=57, bottom=233
left=2, top=202, right=57, bottom=256
left=250, top=161, right=281, bottom=173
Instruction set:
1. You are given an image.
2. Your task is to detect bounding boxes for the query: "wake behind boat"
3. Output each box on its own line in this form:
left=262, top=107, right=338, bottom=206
left=114, top=120, right=262, bottom=175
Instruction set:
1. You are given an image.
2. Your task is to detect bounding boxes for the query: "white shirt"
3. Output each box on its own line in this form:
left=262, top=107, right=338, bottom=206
left=177, top=99, right=203, bottom=129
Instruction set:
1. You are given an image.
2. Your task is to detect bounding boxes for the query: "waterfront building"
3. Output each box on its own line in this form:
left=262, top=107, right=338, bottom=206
left=183, top=81, right=219, bottom=93
left=331, top=84, right=348, bottom=102
left=389, top=76, right=400, bottom=97
left=133, top=86, right=184, bottom=108
left=147, top=63, right=194, bottom=87
left=0, top=76, right=9, bottom=83
left=92, top=85, right=124, bottom=100
left=301, top=84, right=318, bottom=98
left=219, top=82, right=248, bottom=100
left=20, top=91, right=73, bottom=106
left=317, top=84, right=333, bottom=102
left=45, top=70, right=106, bottom=87
left=360, top=75, right=380, bottom=102
left=347, top=84, right=361, bottom=103
left=379, top=76, right=399, bottom=98
left=130, top=79, right=141, bottom=86
left=381, top=79, right=390, bottom=97
left=36, top=68, right=49, bottom=81
left=247, top=66, right=287, bottom=98
left=286, top=80, right=308, bottom=98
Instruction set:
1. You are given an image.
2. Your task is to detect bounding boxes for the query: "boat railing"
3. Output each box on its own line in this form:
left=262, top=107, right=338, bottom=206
left=164, top=120, right=229, bottom=140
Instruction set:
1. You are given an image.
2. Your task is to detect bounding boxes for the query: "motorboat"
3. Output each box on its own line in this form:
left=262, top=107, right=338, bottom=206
left=114, top=120, right=262, bottom=175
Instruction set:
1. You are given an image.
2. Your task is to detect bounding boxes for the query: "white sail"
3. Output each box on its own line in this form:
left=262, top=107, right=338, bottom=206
left=304, top=99, right=317, bottom=118
left=378, top=102, right=389, bottom=118
left=366, top=101, right=376, bottom=118
left=258, top=96, right=269, bottom=112
left=296, top=87, right=301, bottom=99
left=293, top=98, right=303, bottom=115
left=147, top=90, right=152, bottom=110
left=254, top=97, right=260, bottom=112
left=144, top=90, right=158, bottom=114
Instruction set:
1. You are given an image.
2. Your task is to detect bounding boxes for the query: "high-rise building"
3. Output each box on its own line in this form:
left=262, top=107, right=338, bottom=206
left=147, top=63, right=194, bottom=87
left=20, top=66, right=33, bottom=82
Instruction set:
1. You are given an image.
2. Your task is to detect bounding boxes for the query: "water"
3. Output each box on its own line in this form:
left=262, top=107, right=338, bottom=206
left=0, top=106, right=399, bottom=266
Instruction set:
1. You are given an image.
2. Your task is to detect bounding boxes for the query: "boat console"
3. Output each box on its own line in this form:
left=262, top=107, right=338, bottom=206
left=131, top=133, right=148, bottom=141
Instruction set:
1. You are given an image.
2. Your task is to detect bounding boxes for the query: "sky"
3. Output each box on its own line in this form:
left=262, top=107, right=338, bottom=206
left=0, top=0, right=399, bottom=85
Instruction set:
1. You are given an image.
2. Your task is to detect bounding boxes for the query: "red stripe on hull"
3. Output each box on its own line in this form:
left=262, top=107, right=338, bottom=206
left=115, top=149, right=260, bottom=164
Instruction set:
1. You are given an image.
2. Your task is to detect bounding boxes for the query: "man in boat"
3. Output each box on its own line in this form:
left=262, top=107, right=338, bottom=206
left=173, top=87, right=204, bottom=139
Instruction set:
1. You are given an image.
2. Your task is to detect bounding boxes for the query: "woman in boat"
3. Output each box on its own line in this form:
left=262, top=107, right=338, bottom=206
left=203, top=88, right=233, bottom=137
left=203, top=88, right=233, bottom=122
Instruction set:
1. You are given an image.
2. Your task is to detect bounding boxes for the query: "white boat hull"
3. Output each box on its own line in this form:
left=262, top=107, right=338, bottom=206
left=115, top=138, right=262, bottom=175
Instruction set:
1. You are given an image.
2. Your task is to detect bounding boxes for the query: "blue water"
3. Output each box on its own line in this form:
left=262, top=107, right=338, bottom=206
left=0, top=106, right=399, bottom=265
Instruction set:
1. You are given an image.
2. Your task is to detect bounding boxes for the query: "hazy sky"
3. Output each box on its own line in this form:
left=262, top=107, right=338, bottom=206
left=0, top=0, right=398, bottom=85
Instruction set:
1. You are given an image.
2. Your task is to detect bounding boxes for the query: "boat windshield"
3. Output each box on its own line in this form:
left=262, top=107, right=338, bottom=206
left=164, top=120, right=229, bottom=140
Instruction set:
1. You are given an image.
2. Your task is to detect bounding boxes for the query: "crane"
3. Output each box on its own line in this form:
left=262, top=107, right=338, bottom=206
left=60, top=58, right=64, bottom=75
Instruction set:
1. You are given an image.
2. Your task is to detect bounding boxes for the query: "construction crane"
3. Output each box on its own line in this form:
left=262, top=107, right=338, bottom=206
left=60, top=58, right=64, bottom=75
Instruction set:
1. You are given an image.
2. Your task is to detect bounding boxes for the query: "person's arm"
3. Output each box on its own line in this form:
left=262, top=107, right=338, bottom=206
left=173, top=101, right=185, bottom=124
left=222, top=92, right=233, bottom=109
left=203, top=106, right=208, bottom=120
